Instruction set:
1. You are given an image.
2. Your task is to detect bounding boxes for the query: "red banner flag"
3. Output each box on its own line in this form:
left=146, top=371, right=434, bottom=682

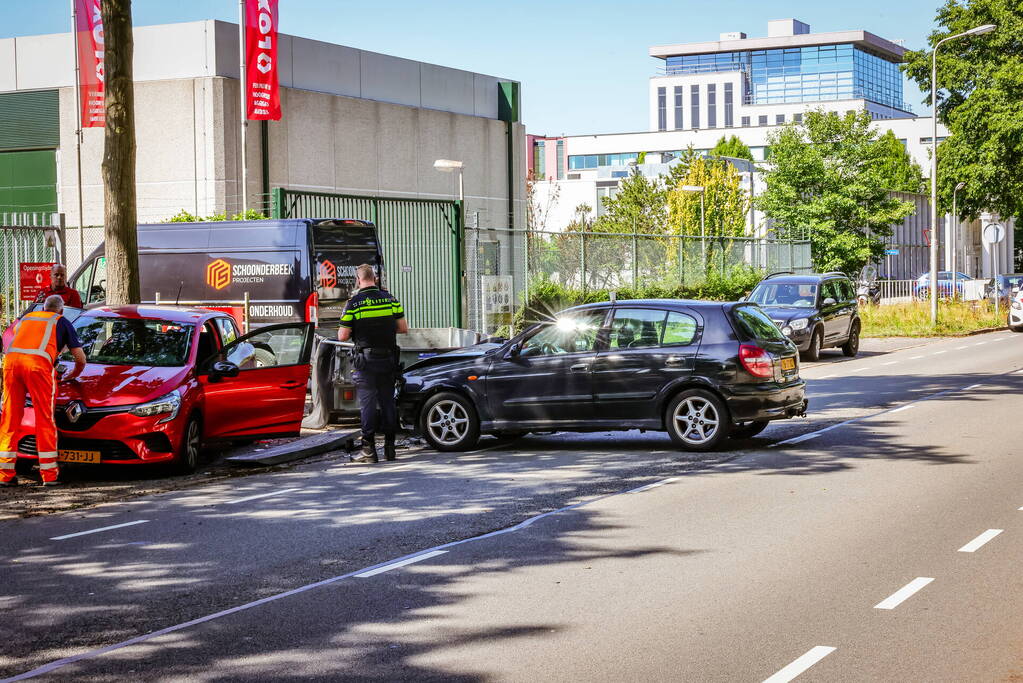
left=245, top=0, right=281, bottom=120
left=75, top=0, right=105, bottom=128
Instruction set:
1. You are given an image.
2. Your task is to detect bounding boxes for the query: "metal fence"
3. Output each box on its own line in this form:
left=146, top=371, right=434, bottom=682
left=0, top=213, right=62, bottom=322
left=272, top=188, right=461, bottom=330
left=525, top=230, right=812, bottom=290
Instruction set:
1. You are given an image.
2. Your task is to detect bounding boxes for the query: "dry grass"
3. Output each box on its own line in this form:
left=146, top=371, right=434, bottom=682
left=861, top=300, right=1006, bottom=337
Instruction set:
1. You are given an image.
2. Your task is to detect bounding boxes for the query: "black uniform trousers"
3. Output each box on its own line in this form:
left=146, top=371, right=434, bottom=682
left=353, top=350, right=398, bottom=442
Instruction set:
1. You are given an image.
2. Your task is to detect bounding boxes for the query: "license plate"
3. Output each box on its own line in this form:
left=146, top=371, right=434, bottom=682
left=58, top=449, right=101, bottom=464
left=780, top=357, right=796, bottom=372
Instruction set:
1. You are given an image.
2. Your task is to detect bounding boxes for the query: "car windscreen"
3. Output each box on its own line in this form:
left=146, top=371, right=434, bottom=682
left=71, top=318, right=195, bottom=367
left=747, top=282, right=818, bottom=308
left=731, top=305, right=787, bottom=342
left=20, top=304, right=85, bottom=323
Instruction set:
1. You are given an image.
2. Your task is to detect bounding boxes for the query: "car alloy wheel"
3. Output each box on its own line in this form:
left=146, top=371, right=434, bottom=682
left=666, top=389, right=730, bottom=451
left=177, top=416, right=202, bottom=473
left=420, top=392, right=481, bottom=452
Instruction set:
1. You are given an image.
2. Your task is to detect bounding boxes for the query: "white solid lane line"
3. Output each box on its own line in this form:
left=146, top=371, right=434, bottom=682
left=51, top=520, right=149, bottom=541
left=889, top=404, right=915, bottom=414
left=874, top=577, right=934, bottom=610
left=224, top=488, right=301, bottom=505
left=958, top=529, right=1003, bottom=553
left=762, top=646, right=837, bottom=683
left=881, top=361, right=898, bottom=366
left=773, top=432, right=821, bottom=447
left=630, top=477, right=679, bottom=493
left=355, top=550, right=447, bottom=578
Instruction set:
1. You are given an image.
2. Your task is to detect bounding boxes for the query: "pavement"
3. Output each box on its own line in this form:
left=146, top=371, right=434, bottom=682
left=1, top=330, right=1021, bottom=680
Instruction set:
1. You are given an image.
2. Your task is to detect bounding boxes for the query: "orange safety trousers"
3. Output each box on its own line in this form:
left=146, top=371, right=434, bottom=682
left=0, top=354, right=58, bottom=483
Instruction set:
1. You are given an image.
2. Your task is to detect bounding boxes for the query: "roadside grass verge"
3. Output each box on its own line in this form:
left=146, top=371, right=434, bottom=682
left=862, top=300, right=1005, bottom=337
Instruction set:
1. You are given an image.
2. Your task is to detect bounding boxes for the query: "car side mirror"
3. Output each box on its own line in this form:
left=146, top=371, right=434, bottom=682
left=823, top=297, right=837, bottom=306
left=210, top=360, right=240, bottom=379
left=504, top=343, right=521, bottom=360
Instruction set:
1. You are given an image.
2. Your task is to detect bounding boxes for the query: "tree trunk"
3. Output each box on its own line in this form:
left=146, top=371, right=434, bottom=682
left=100, top=0, right=140, bottom=305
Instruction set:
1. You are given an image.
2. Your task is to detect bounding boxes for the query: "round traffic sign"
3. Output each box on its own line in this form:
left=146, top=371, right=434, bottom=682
left=983, top=223, right=1005, bottom=245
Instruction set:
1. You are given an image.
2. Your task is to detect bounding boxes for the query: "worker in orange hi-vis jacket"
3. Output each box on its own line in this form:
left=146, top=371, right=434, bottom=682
left=0, top=295, right=86, bottom=487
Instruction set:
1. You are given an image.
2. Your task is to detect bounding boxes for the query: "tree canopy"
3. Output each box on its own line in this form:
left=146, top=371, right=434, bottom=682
left=903, top=0, right=1020, bottom=219
left=756, top=110, right=916, bottom=274
left=667, top=157, right=750, bottom=238
left=875, top=130, right=927, bottom=193
left=709, top=135, right=754, bottom=162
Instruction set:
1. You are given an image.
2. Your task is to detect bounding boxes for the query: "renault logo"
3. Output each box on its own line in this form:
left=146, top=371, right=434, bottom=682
left=65, top=401, right=86, bottom=424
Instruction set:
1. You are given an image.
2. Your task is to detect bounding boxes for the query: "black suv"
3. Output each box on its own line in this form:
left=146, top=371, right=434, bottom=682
left=399, top=300, right=807, bottom=453
left=745, top=272, right=860, bottom=361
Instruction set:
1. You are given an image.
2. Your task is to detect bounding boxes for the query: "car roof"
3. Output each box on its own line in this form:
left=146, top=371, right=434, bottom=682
left=79, top=305, right=228, bottom=323
left=565, top=299, right=729, bottom=312
left=760, top=275, right=841, bottom=284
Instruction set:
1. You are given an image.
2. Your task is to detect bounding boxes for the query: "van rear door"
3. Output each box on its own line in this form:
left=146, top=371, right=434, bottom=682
left=311, top=220, right=381, bottom=325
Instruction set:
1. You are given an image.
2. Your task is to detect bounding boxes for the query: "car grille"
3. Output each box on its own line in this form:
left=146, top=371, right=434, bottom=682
left=18, top=436, right=139, bottom=460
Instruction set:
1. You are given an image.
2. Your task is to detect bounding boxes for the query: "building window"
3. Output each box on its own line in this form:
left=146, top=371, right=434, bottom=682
left=673, top=86, right=684, bottom=129
left=741, top=116, right=750, bottom=127
left=556, top=140, right=564, bottom=180
left=690, top=85, right=700, bottom=129
left=533, top=140, right=545, bottom=178
left=657, top=87, right=667, bottom=132
left=793, top=113, right=803, bottom=123
left=707, top=84, right=717, bottom=128
left=724, top=83, right=733, bottom=127
left=775, top=114, right=785, bottom=125
left=758, top=115, right=768, bottom=126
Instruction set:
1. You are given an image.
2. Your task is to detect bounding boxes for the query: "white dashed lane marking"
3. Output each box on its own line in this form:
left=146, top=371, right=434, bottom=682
left=958, top=529, right=1003, bottom=553
left=223, top=488, right=301, bottom=505
left=762, top=646, right=837, bottom=683
left=874, top=577, right=934, bottom=610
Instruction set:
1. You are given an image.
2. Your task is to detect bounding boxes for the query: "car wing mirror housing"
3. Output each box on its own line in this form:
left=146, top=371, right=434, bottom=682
left=504, top=343, right=521, bottom=360
left=210, top=360, right=240, bottom=380
left=823, top=297, right=837, bottom=306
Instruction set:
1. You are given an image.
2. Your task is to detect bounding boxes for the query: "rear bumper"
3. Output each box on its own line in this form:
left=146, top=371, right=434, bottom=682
left=724, top=381, right=807, bottom=423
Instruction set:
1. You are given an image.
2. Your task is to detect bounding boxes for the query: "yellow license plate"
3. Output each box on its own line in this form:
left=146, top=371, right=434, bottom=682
left=58, top=449, right=101, bottom=464
left=781, top=357, right=796, bottom=371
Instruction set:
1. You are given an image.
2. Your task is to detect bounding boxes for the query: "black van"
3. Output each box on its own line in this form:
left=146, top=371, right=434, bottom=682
left=70, top=219, right=382, bottom=330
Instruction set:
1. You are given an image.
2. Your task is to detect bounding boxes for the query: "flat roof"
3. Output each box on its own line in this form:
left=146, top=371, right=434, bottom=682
left=650, top=30, right=907, bottom=62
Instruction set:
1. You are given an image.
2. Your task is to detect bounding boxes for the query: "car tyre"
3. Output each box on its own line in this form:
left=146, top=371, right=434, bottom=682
left=420, top=392, right=480, bottom=452
left=252, top=347, right=276, bottom=368
left=729, top=420, right=769, bottom=440
left=841, top=321, right=861, bottom=357
left=801, top=327, right=823, bottom=362
left=1010, top=323, right=1023, bottom=333
left=176, top=415, right=202, bottom=474
left=665, top=389, right=730, bottom=452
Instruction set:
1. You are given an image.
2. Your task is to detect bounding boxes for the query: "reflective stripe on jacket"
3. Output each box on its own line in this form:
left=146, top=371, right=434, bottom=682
left=7, top=311, right=61, bottom=363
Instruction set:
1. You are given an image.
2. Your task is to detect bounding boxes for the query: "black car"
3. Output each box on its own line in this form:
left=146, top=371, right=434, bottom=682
left=399, top=300, right=807, bottom=453
left=745, top=272, right=861, bottom=361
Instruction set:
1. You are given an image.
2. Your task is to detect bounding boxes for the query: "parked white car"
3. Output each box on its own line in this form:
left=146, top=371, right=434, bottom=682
left=1009, top=289, right=1023, bottom=332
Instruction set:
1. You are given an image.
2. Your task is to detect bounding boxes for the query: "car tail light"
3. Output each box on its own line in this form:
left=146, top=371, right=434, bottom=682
left=739, top=344, right=774, bottom=378
left=304, top=292, right=318, bottom=324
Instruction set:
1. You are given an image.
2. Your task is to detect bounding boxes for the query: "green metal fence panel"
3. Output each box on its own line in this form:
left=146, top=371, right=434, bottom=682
left=272, top=188, right=459, bottom=329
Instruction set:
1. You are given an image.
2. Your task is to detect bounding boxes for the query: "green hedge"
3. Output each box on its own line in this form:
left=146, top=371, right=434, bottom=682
left=511, top=267, right=764, bottom=333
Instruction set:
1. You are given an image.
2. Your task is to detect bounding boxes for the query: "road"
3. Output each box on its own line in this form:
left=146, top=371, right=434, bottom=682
left=1, top=332, right=1021, bottom=681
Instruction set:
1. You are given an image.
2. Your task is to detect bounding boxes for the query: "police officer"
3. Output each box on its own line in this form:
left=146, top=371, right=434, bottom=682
left=338, top=264, right=407, bottom=463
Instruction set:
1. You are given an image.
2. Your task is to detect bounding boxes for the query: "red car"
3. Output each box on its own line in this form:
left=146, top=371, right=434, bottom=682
left=9, top=306, right=313, bottom=471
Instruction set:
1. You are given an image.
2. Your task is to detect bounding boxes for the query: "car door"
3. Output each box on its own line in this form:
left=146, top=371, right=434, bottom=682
left=484, top=309, right=608, bottom=425
left=198, top=322, right=315, bottom=440
left=592, top=308, right=702, bottom=421
left=819, top=280, right=846, bottom=343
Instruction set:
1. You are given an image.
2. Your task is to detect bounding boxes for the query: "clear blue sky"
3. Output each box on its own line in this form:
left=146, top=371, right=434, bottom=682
left=4, top=0, right=941, bottom=135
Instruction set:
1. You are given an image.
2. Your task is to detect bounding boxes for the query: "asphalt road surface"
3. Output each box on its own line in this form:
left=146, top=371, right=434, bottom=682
left=1, top=332, right=1021, bottom=681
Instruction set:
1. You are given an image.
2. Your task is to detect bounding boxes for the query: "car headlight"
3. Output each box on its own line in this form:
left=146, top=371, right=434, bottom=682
left=129, top=390, right=181, bottom=424
left=789, top=318, right=809, bottom=331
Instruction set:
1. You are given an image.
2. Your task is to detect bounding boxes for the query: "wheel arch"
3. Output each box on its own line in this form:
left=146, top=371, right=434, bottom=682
left=658, top=379, right=733, bottom=429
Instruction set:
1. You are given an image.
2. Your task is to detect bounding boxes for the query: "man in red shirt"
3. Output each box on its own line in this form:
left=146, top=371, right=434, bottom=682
left=33, top=264, right=83, bottom=309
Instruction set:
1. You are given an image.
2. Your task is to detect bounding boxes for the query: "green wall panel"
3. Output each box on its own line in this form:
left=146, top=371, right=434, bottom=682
left=0, top=90, right=60, bottom=151
left=0, top=150, right=58, bottom=215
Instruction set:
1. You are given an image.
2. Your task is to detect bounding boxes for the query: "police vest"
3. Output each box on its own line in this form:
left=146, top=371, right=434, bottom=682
left=8, top=311, right=61, bottom=363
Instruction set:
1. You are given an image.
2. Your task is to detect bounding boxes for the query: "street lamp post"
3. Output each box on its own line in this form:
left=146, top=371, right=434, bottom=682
left=434, top=159, right=466, bottom=327
left=951, top=181, right=966, bottom=297
left=929, top=23, right=996, bottom=324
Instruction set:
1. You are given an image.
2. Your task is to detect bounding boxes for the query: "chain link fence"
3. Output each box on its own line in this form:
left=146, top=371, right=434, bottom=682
left=0, top=213, right=63, bottom=323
